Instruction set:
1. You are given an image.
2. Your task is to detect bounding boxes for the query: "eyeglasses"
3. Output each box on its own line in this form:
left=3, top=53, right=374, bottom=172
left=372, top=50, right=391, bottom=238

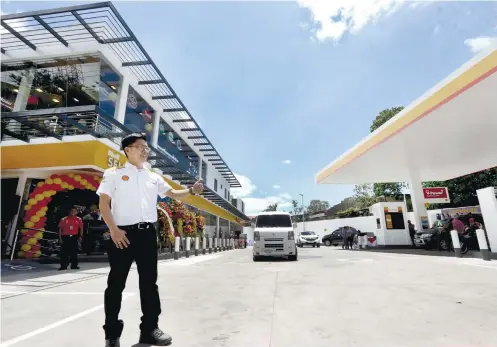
left=128, top=145, right=150, bottom=152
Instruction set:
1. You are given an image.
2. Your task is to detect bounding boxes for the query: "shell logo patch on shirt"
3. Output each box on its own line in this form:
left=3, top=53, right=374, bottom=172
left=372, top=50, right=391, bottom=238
left=122, top=175, right=130, bottom=181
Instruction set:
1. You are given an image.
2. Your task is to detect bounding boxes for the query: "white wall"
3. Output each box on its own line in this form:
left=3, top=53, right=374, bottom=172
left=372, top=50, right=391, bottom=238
left=243, top=226, right=254, bottom=245
left=294, top=217, right=377, bottom=242
left=477, top=187, right=497, bottom=253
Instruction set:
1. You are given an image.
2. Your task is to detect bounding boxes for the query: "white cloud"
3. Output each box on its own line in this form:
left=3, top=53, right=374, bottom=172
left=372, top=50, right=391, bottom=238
left=464, top=36, right=497, bottom=54
left=230, top=174, right=294, bottom=216
left=282, top=159, right=292, bottom=164
left=273, top=185, right=281, bottom=189
left=297, top=0, right=404, bottom=42
left=231, top=173, right=257, bottom=198
left=433, top=25, right=440, bottom=36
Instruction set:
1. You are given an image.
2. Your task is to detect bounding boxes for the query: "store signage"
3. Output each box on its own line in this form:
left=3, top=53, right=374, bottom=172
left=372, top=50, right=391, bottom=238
left=107, top=149, right=125, bottom=168
left=423, top=187, right=450, bottom=204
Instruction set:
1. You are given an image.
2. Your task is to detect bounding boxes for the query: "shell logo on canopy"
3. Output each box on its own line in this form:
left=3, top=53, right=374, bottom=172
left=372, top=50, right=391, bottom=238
left=19, top=173, right=102, bottom=258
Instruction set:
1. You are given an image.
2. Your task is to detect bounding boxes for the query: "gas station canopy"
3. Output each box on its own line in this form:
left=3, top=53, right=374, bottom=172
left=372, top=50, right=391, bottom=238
left=316, top=47, right=497, bottom=185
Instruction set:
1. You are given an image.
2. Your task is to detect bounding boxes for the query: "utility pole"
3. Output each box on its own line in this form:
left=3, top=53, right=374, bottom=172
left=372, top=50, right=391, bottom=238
left=299, top=193, right=305, bottom=233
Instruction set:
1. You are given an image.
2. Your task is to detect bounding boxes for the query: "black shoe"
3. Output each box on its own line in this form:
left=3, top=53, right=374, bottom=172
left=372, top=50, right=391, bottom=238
left=71, top=266, right=80, bottom=269
left=139, top=328, right=172, bottom=346
left=105, top=337, right=120, bottom=347
left=58, top=267, right=67, bottom=271
left=103, top=320, right=124, bottom=347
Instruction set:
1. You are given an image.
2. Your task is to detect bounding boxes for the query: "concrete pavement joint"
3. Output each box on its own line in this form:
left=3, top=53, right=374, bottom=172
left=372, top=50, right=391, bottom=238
left=268, top=271, right=279, bottom=347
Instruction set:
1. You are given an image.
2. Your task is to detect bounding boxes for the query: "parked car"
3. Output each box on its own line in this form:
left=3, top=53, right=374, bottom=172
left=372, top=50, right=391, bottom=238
left=297, top=231, right=320, bottom=248
left=322, top=226, right=358, bottom=247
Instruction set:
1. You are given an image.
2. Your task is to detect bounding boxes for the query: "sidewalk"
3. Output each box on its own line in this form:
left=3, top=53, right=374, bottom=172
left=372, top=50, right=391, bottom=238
left=362, top=247, right=497, bottom=259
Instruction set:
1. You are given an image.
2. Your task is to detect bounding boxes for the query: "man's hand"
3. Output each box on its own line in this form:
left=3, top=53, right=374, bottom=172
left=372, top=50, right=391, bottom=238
left=191, top=179, right=204, bottom=194
left=110, top=228, right=130, bottom=249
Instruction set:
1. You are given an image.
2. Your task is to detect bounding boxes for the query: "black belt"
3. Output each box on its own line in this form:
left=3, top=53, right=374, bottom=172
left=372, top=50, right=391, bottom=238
left=119, top=222, right=153, bottom=230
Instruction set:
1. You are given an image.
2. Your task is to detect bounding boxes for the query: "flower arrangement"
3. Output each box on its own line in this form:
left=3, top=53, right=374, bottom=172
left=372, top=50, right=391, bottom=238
left=157, top=199, right=206, bottom=243
left=157, top=202, right=174, bottom=247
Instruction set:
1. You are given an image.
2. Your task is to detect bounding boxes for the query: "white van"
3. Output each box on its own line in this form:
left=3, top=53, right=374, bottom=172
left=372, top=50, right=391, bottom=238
left=252, top=211, right=298, bottom=261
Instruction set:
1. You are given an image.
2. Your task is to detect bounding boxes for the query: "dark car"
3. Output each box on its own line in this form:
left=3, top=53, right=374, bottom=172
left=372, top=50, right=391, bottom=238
left=322, top=226, right=358, bottom=247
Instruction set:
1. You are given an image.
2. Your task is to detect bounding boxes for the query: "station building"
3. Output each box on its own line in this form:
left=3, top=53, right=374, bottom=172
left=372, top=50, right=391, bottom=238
left=0, top=2, right=250, bottom=258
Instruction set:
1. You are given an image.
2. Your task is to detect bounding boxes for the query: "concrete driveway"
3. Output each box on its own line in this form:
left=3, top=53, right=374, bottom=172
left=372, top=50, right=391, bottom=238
left=1, top=247, right=497, bottom=347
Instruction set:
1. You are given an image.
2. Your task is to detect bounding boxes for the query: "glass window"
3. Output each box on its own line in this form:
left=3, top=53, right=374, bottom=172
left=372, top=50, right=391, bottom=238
left=256, top=215, right=292, bottom=228
left=1, top=54, right=121, bottom=115
left=201, top=160, right=207, bottom=181
left=214, top=179, right=218, bottom=192
left=157, top=119, right=199, bottom=177
left=123, top=86, right=155, bottom=144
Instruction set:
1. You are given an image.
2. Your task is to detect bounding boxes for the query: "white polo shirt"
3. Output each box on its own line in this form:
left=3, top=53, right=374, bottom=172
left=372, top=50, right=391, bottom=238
left=96, top=162, right=172, bottom=226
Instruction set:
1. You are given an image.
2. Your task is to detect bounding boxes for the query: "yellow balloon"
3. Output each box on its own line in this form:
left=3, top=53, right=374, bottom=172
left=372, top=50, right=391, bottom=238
left=34, top=231, right=43, bottom=239
left=34, top=250, right=41, bottom=257
left=35, top=194, right=44, bottom=201
left=24, top=221, right=34, bottom=228
left=36, top=210, right=46, bottom=217
left=27, top=238, right=37, bottom=245
left=61, top=182, right=69, bottom=189
left=68, top=185, right=74, bottom=190
left=24, top=205, right=31, bottom=211
left=41, top=207, right=48, bottom=212
left=50, top=190, right=57, bottom=196
left=30, top=215, right=40, bottom=223
left=18, top=251, right=25, bottom=257
left=21, top=244, right=31, bottom=252
left=21, top=229, right=28, bottom=234
left=43, top=191, right=52, bottom=197
left=54, top=178, right=62, bottom=184
left=28, top=199, right=36, bottom=206
left=68, top=173, right=74, bottom=178
left=80, top=179, right=88, bottom=185
left=93, top=175, right=99, bottom=180
left=46, top=178, right=53, bottom=184
left=74, top=175, right=81, bottom=182
left=37, top=182, right=45, bottom=187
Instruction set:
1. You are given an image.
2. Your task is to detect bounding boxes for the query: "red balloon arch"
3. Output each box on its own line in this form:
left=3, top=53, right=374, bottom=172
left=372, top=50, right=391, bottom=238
left=19, top=173, right=102, bottom=258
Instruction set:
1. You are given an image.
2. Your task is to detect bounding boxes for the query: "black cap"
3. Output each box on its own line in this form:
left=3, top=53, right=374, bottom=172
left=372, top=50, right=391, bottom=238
left=121, top=133, right=147, bottom=150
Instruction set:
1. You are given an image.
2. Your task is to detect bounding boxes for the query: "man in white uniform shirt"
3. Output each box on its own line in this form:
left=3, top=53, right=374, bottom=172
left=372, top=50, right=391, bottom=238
left=97, top=133, right=203, bottom=347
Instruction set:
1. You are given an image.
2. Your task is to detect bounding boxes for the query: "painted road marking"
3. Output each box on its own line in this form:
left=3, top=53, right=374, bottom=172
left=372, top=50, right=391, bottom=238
left=0, top=291, right=135, bottom=295
left=162, top=253, right=223, bottom=266
left=0, top=293, right=135, bottom=347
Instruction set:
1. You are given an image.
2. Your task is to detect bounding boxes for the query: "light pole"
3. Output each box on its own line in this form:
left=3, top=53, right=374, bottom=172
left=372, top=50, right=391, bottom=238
left=299, top=193, right=305, bottom=233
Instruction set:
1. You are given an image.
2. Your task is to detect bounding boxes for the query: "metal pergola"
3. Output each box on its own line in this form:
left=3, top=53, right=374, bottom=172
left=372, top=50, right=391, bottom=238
left=0, top=106, right=250, bottom=221
left=0, top=1, right=241, bottom=188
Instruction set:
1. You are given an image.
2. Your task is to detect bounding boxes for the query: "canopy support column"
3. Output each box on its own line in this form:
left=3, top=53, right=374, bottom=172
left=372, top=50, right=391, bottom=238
left=409, top=172, right=429, bottom=231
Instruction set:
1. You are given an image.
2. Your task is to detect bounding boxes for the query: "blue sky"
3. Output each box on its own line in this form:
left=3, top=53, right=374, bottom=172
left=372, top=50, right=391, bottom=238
left=2, top=1, right=497, bottom=216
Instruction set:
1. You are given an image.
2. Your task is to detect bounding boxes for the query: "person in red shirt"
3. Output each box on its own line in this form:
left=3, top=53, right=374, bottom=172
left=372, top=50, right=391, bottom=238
left=58, top=207, right=83, bottom=270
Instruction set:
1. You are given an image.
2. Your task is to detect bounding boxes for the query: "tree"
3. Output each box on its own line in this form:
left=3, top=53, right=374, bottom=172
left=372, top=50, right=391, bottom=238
left=423, top=168, right=497, bottom=208
left=353, top=184, right=378, bottom=209
left=370, top=106, right=404, bottom=132
left=306, top=200, right=330, bottom=215
left=291, top=200, right=301, bottom=215
left=370, top=106, right=406, bottom=198
left=263, top=203, right=278, bottom=212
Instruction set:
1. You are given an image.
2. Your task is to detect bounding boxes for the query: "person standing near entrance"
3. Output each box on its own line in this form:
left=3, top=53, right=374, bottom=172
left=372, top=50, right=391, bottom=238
left=58, top=207, right=83, bottom=270
left=97, top=133, right=203, bottom=347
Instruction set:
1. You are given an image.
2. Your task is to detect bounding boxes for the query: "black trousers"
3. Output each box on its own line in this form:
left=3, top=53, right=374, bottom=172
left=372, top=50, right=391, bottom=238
left=103, top=225, right=161, bottom=338
left=60, top=235, right=79, bottom=268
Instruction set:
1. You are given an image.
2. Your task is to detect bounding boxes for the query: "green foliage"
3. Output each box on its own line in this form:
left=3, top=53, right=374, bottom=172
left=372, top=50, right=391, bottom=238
left=370, top=106, right=404, bottom=132
left=263, top=203, right=278, bottom=212
left=369, top=107, right=406, bottom=198
left=423, top=168, right=497, bottom=208
left=307, top=200, right=330, bottom=214
left=353, top=184, right=377, bottom=209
